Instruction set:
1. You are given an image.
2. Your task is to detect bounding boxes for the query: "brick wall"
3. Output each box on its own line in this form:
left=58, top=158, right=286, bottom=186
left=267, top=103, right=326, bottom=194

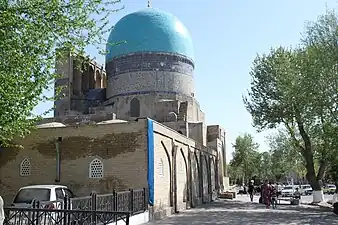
left=152, top=121, right=218, bottom=219
left=0, top=120, right=148, bottom=205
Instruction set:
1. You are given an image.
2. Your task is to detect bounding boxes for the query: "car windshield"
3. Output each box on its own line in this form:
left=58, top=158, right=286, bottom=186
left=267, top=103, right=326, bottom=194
left=284, top=186, right=293, bottom=190
left=13, top=188, right=51, bottom=204
left=328, top=185, right=336, bottom=188
left=303, top=185, right=311, bottom=189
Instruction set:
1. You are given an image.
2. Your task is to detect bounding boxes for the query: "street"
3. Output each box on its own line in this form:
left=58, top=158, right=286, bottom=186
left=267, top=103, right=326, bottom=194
left=146, top=195, right=336, bottom=225
left=236, top=193, right=334, bottom=204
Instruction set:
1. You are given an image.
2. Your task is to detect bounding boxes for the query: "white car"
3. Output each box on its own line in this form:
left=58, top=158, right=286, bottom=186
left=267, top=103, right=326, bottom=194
left=281, top=186, right=295, bottom=197
left=12, top=184, right=74, bottom=209
left=324, top=184, right=336, bottom=195
left=300, top=184, right=313, bottom=196
left=9, top=185, right=75, bottom=225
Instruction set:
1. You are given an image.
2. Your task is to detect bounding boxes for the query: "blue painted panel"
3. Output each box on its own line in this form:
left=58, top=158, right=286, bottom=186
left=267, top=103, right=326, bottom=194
left=147, top=118, right=155, bottom=206
left=106, top=8, right=194, bottom=62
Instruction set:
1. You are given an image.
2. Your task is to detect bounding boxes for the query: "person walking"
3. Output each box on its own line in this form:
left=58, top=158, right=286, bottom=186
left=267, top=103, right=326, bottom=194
left=262, top=180, right=271, bottom=209
left=270, top=182, right=277, bottom=209
left=248, top=180, right=255, bottom=202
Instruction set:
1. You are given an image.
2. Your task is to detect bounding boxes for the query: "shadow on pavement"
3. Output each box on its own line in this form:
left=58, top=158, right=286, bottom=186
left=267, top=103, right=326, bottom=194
left=148, top=200, right=337, bottom=225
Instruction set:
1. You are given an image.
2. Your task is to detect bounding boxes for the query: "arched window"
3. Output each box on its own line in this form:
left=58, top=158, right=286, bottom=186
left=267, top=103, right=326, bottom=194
left=130, top=98, right=140, bottom=117
left=158, top=159, right=164, bottom=176
left=20, top=158, right=31, bottom=176
left=89, top=158, right=103, bottom=178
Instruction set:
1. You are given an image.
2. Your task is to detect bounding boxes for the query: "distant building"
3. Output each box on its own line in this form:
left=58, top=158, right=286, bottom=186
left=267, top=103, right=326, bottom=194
left=0, top=7, right=229, bottom=219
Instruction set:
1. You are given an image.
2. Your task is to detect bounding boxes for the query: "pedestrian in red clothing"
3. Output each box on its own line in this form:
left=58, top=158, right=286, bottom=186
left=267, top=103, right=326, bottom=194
left=262, top=180, right=271, bottom=209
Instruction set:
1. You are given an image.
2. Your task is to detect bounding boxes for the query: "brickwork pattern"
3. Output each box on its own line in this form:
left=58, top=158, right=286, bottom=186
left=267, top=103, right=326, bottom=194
left=152, top=121, right=220, bottom=219
left=0, top=121, right=148, bottom=205
left=106, top=71, right=194, bottom=99
left=105, top=92, right=203, bottom=123
left=106, top=53, right=194, bottom=99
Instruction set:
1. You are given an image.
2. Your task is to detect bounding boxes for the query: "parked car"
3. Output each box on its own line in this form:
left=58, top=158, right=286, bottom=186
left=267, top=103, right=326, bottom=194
left=12, top=185, right=74, bottom=209
left=300, top=184, right=313, bottom=196
left=323, top=184, right=336, bottom=195
left=8, top=185, right=75, bottom=225
left=237, top=186, right=247, bottom=194
left=281, top=186, right=294, bottom=197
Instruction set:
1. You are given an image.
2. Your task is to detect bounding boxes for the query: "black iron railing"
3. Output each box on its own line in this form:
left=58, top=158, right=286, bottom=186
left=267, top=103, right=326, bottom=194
left=4, top=206, right=130, bottom=225
left=4, top=188, right=148, bottom=225
left=70, top=188, right=148, bottom=214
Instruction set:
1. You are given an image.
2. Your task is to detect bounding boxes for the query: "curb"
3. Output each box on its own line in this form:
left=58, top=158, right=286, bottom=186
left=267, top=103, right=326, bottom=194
left=304, top=202, right=333, bottom=209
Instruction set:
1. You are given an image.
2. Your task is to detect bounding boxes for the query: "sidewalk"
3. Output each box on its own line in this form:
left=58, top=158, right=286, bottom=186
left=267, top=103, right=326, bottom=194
left=145, top=198, right=336, bottom=225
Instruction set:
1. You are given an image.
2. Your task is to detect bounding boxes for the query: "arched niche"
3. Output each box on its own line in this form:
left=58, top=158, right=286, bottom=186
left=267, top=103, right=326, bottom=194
left=95, top=70, right=102, bottom=88
left=130, top=98, right=140, bottom=117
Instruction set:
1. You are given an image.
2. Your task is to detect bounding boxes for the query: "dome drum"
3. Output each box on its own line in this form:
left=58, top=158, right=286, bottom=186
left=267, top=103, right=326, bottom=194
left=106, top=52, right=194, bottom=77
left=105, top=69, right=195, bottom=100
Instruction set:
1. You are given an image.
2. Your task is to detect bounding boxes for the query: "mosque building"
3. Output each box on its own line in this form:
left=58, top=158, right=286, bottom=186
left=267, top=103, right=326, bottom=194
left=0, top=5, right=229, bottom=219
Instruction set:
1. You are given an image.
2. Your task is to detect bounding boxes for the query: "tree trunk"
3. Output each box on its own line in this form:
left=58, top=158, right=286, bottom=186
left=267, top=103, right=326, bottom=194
left=317, top=160, right=326, bottom=182
left=295, top=112, right=324, bottom=203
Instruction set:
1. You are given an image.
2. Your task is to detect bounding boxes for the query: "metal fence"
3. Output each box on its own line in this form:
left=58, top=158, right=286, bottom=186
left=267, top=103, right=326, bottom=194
left=70, top=188, right=148, bottom=214
left=3, top=188, right=148, bottom=225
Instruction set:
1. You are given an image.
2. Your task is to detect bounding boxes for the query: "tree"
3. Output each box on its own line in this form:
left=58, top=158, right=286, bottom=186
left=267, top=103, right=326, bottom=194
left=267, top=129, right=305, bottom=182
left=229, top=133, right=260, bottom=184
left=0, top=0, right=121, bottom=146
left=259, top=151, right=273, bottom=181
left=301, top=10, right=338, bottom=190
left=243, top=10, right=337, bottom=202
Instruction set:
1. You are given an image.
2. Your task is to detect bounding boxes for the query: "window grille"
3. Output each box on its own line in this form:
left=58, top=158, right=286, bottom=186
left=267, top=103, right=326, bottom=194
left=20, top=158, right=31, bottom=176
left=89, top=158, right=103, bottom=178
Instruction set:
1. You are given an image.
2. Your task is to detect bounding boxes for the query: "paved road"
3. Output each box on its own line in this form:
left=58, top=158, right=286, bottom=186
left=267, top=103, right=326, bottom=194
left=236, top=193, right=334, bottom=204
left=146, top=196, right=336, bottom=225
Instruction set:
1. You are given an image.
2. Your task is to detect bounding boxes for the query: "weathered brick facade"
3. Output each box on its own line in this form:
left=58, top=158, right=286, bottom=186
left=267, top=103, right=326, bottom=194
left=152, top=121, right=219, bottom=219
left=0, top=118, right=223, bottom=221
left=0, top=121, right=148, bottom=205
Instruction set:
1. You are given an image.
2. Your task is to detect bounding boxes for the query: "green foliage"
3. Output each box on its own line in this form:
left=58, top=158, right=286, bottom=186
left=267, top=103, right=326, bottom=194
left=243, top=9, right=337, bottom=191
left=229, top=131, right=310, bottom=184
left=0, top=0, right=121, bottom=146
left=229, top=133, right=261, bottom=184
left=267, top=129, right=306, bottom=181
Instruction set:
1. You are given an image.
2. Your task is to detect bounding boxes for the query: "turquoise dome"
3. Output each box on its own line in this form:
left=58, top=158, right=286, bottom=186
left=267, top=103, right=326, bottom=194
left=106, top=8, right=194, bottom=62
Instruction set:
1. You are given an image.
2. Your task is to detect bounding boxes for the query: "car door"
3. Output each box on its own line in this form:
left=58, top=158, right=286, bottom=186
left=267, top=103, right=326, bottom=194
left=62, top=188, right=75, bottom=210
left=55, top=188, right=65, bottom=209
left=62, top=188, right=74, bottom=198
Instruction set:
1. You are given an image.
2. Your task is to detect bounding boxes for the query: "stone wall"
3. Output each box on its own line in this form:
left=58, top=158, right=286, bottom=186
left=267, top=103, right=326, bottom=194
left=54, top=53, right=107, bottom=116
left=207, top=125, right=227, bottom=190
left=188, top=122, right=207, bottom=146
left=0, top=121, right=148, bottom=205
left=103, top=92, right=203, bottom=123
left=161, top=121, right=188, bottom=136
left=151, top=121, right=218, bottom=219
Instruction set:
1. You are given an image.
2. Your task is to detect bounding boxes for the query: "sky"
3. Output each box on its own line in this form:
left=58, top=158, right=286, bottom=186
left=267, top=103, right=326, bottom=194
left=34, top=0, right=337, bottom=162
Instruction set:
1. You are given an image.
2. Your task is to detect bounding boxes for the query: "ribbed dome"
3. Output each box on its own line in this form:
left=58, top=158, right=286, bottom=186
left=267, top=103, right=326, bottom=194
left=106, top=8, right=194, bottom=62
